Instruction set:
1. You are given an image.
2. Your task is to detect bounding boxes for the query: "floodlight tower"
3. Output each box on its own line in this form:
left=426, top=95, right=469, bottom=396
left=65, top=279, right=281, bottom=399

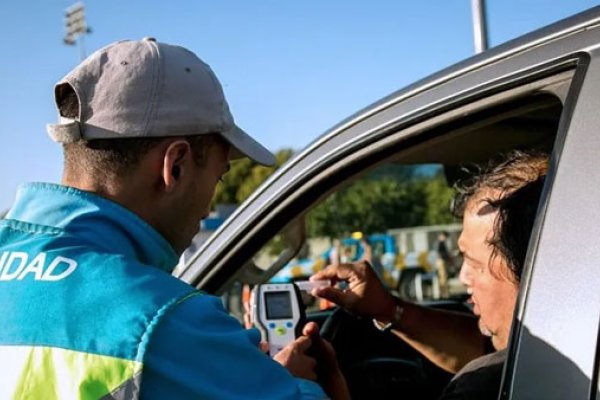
left=63, top=2, right=92, bottom=61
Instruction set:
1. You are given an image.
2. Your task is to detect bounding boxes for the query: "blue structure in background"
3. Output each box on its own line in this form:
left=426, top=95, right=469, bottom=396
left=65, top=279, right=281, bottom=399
left=272, top=233, right=399, bottom=287
left=201, top=217, right=225, bottom=231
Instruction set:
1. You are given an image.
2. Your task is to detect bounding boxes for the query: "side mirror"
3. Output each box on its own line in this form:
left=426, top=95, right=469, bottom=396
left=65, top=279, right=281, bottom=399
left=236, top=216, right=307, bottom=285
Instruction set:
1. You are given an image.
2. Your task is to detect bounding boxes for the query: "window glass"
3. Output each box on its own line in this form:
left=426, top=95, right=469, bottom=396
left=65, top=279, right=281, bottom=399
left=276, top=163, right=463, bottom=300
left=222, top=92, right=565, bottom=321
left=225, top=161, right=467, bottom=320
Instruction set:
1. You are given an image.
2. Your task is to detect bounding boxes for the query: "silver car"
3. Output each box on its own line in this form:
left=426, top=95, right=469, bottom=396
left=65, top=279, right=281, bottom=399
left=179, top=7, right=600, bottom=400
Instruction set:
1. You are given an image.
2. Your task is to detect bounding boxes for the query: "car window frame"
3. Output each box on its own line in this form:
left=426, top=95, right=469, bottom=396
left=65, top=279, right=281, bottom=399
left=180, top=57, right=578, bottom=294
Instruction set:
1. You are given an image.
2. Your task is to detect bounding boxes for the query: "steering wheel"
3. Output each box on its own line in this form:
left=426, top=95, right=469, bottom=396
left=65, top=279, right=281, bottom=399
left=320, top=307, right=437, bottom=400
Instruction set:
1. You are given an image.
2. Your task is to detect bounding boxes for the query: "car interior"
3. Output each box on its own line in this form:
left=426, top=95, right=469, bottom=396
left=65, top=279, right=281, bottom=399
left=207, top=68, right=574, bottom=399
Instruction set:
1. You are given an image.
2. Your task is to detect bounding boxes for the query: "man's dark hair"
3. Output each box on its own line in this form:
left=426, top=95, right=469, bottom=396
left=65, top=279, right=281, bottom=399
left=453, top=150, right=549, bottom=283
left=63, top=134, right=221, bottom=184
left=489, top=177, right=545, bottom=283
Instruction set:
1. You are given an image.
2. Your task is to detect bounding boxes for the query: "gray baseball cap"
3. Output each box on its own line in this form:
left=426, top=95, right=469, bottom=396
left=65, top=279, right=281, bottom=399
left=47, top=37, right=275, bottom=166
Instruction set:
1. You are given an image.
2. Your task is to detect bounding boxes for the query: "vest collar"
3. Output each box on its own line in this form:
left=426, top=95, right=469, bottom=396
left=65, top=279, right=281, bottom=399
left=6, top=183, right=179, bottom=273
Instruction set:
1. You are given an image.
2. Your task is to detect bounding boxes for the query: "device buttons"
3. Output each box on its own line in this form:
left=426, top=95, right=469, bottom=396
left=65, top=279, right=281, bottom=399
left=268, top=322, right=276, bottom=329
left=286, top=322, right=293, bottom=328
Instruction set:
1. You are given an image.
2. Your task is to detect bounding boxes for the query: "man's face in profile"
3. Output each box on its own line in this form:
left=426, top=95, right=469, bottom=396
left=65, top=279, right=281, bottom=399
left=458, top=198, right=519, bottom=350
left=169, top=140, right=231, bottom=254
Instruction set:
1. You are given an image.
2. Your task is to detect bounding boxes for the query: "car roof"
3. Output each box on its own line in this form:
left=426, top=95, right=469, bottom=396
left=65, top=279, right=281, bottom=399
left=180, top=6, right=600, bottom=289
left=306, top=6, right=600, bottom=152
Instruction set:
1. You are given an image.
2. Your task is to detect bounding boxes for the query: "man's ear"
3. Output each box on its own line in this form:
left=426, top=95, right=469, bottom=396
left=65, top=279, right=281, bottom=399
left=162, top=139, right=192, bottom=192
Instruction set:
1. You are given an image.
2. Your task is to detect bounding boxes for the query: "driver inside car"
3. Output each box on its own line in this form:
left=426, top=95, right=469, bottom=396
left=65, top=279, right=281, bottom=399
left=311, top=150, right=548, bottom=400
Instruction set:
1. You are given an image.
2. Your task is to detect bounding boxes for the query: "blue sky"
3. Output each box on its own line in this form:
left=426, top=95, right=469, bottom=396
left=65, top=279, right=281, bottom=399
left=1, top=0, right=598, bottom=209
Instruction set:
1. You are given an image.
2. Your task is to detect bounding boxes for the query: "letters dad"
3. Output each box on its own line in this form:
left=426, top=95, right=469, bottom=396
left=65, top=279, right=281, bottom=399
left=0, top=251, right=77, bottom=281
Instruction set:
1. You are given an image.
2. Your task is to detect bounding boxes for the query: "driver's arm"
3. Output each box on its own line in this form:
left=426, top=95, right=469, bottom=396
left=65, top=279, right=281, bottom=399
left=381, top=298, right=487, bottom=373
left=311, top=261, right=486, bottom=374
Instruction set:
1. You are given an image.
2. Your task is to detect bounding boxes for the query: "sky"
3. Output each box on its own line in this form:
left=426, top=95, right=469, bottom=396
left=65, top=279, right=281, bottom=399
left=1, top=0, right=598, bottom=210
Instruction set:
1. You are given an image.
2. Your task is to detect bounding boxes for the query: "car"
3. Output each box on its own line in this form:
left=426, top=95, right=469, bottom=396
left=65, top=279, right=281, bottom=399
left=177, top=7, right=600, bottom=400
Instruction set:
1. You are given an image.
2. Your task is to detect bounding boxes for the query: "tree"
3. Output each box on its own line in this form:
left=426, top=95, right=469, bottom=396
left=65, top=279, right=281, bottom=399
left=214, top=152, right=456, bottom=240
left=306, top=167, right=456, bottom=239
left=213, top=149, right=294, bottom=206
left=422, top=174, right=456, bottom=225
left=307, top=179, right=427, bottom=238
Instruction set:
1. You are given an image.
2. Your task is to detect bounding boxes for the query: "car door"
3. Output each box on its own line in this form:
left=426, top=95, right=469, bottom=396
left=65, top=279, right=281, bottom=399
left=503, top=36, right=600, bottom=400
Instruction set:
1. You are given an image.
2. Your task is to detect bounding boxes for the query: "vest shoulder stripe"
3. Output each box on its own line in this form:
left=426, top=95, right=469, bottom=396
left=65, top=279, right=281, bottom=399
left=136, top=291, right=203, bottom=362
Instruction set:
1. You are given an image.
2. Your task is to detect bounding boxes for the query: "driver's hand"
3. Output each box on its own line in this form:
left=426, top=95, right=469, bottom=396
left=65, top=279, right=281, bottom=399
left=310, top=261, right=397, bottom=322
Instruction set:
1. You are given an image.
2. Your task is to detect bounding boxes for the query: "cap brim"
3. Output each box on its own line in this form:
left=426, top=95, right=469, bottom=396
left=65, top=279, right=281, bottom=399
left=220, top=125, right=275, bottom=166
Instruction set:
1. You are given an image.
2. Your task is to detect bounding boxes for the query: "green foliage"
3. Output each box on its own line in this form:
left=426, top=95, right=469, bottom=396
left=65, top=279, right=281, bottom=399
left=213, top=149, right=294, bottom=207
left=214, top=152, right=456, bottom=240
left=307, top=167, right=455, bottom=238
left=307, top=179, right=424, bottom=237
left=422, top=173, right=456, bottom=225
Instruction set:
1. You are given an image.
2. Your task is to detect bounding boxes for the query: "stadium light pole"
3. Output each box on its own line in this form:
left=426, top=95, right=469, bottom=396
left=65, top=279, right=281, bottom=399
left=63, top=2, right=92, bottom=61
left=471, top=0, right=489, bottom=53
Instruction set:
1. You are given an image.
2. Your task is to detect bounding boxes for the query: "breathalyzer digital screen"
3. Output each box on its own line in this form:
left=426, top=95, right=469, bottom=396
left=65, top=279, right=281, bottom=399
left=264, top=291, right=293, bottom=319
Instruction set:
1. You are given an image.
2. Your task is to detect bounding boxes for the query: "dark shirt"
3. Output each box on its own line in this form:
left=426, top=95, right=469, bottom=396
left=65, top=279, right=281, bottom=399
left=439, top=349, right=507, bottom=400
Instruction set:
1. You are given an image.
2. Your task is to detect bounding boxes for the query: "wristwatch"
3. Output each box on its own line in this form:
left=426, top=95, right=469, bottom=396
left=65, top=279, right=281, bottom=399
left=372, top=301, right=404, bottom=332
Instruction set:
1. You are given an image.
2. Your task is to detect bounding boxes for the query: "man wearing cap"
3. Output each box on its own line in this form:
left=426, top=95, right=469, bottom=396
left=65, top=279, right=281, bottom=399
left=0, top=38, right=347, bottom=399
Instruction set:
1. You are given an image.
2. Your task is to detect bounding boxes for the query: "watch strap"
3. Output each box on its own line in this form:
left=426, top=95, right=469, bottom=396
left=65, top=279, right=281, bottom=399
left=372, top=301, right=404, bottom=332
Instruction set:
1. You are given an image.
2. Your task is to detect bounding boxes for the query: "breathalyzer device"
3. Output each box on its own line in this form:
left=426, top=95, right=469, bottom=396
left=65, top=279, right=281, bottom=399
left=251, top=283, right=306, bottom=357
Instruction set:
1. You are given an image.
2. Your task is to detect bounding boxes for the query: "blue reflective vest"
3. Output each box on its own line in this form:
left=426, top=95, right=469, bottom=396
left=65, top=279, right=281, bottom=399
left=0, top=183, right=324, bottom=399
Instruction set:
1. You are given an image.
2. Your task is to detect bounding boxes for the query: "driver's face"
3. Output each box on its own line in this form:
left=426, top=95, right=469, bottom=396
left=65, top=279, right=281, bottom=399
left=458, top=198, right=519, bottom=351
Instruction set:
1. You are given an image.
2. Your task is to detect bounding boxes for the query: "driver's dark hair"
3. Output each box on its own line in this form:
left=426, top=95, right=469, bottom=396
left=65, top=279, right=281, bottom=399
left=488, top=177, right=545, bottom=283
left=453, top=150, right=549, bottom=283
